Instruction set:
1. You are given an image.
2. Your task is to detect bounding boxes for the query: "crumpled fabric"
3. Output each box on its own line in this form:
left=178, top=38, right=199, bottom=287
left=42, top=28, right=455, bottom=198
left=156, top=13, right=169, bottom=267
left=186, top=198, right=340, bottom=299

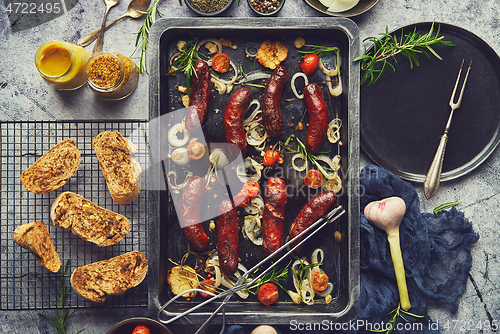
left=353, top=164, right=479, bottom=333
left=219, top=165, right=479, bottom=334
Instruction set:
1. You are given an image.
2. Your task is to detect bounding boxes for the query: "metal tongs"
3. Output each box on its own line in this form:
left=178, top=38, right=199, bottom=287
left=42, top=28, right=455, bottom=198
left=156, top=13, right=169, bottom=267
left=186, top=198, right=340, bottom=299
left=157, top=206, right=346, bottom=333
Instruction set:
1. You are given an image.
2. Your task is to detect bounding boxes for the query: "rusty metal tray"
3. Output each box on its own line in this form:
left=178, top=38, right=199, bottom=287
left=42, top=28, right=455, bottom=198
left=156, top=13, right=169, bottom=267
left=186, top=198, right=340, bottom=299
left=147, top=17, right=360, bottom=325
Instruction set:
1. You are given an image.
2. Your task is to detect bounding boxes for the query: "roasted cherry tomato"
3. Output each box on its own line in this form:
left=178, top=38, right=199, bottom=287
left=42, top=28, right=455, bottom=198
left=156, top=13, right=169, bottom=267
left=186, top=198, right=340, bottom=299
left=258, top=282, right=279, bottom=306
left=199, top=279, right=216, bottom=298
left=263, top=150, right=280, bottom=166
left=311, top=271, right=329, bottom=291
left=212, top=53, right=230, bottom=73
left=242, top=180, right=260, bottom=197
left=304, top=169, right=324, bottom=189
left=132, top=325, right=151, bottom=334
left=300, top=54, right=320, bottom=76
left=233, top=191, right=249, bottom=207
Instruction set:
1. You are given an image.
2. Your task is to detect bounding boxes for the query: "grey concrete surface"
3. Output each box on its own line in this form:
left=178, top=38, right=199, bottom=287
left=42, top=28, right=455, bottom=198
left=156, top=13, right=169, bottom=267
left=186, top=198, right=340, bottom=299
left=1, top=0, right=499, bottom=333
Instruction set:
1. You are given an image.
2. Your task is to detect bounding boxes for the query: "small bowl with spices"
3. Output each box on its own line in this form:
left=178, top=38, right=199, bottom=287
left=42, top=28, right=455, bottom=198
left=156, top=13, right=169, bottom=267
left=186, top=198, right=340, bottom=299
left=185, top=0, right=235, bottom=16
left=247, top=0, right=285, bottom=15
left=86, top=52, right=139, bottom=100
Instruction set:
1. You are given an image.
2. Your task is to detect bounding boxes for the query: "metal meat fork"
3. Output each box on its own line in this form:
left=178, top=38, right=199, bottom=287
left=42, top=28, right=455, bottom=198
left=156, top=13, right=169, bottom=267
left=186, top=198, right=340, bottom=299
left=424, top=59, right=472, bottom=199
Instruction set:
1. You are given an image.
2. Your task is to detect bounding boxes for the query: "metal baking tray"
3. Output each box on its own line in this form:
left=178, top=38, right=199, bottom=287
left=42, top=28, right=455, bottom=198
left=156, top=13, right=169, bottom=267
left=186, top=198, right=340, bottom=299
left=147, top=17, right=360, bottom=325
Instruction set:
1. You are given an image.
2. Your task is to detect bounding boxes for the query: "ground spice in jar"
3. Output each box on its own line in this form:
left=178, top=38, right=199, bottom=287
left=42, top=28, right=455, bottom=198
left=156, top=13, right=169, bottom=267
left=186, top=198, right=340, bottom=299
left=192, top=0, right=229, bottom=12
left=87, top=55, right=122, bottom=88
left=251, top=0, right=281, bottom=13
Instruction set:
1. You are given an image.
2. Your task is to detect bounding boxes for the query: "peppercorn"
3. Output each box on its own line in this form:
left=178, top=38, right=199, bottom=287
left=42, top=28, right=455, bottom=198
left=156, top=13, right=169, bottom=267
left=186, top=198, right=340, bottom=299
left=192, top=0, right=230, bottom=13
left=251, top=0, right=281, bottom=13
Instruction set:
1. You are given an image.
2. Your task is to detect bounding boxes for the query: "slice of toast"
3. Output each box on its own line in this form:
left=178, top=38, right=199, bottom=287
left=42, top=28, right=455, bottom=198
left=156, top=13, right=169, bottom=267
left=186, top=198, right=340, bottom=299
left=51, top=191, right=130, bottom=247
left=13, top=221, right=61, bottom=273
left=92, top=131, right=141, bottom=205
left=70, top=251, right=148, bottom=303
left=21, top=138, right=81, bottom=194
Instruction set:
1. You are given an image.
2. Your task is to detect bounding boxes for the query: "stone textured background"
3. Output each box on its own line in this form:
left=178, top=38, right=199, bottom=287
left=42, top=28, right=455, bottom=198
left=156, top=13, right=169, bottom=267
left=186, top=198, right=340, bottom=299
left=1, top=0, right=499, bottom=333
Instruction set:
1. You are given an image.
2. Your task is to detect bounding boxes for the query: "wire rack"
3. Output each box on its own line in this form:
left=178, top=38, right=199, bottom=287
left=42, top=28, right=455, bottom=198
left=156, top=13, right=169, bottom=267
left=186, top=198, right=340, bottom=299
left=0, top=120, right=151, bottom=310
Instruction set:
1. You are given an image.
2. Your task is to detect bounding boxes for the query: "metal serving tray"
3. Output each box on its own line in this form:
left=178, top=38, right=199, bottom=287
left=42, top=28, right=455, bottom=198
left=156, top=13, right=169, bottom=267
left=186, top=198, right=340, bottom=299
left=148, top=17, right=360, bottom=325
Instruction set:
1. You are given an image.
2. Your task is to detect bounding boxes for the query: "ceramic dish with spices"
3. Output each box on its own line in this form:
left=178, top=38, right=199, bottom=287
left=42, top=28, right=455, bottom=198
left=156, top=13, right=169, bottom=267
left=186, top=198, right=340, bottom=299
left=184, top=0, right=235, bottom=16
left=247, top=0, right=285, bottom=15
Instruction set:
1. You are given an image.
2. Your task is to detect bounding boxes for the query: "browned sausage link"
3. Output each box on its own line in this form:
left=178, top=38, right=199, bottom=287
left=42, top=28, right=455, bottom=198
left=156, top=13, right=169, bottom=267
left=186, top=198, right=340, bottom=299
left=180, top=176, right=209, bottom=251
left=217, top=199, right=239, bottom=276
left=304, top=83, right=329, bottom=153
left=289, top=191, right=337, bottom=249
left=224, top=88, right=252, bottom=158
left=262, top=177, right=288, bottom=256
left=186, top=61, right=212, bottom=132
left=262, top=65, right=288, bottom=137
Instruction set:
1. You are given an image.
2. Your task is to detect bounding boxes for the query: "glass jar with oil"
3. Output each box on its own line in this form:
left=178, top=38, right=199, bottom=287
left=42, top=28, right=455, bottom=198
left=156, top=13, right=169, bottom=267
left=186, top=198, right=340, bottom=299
left=35, top=41, right=91, bottom=90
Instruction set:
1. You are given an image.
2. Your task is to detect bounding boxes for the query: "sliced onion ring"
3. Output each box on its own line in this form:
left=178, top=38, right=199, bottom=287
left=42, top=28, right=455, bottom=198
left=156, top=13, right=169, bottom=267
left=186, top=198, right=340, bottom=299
left=196, top=38, right=222, bottom=56
left=326, top=73, right=342, bottom=97
left=319, top=57, right=338, bottom=76
left=323, top=171, right=342, bottom=193
left=291, top=72, right=309, bottom=99
left=327, top=118, right=342, bottom=143
left=167, top=171, right=193, bottom=194
left=168, top=122, right=190, bottom=147
left=291, top=153, right=308, bottom=172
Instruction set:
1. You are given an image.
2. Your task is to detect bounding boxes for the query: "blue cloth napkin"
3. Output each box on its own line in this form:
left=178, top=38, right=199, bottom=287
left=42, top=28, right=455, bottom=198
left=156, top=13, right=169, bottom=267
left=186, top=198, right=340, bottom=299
left=220, top=165, right=479, bottom=334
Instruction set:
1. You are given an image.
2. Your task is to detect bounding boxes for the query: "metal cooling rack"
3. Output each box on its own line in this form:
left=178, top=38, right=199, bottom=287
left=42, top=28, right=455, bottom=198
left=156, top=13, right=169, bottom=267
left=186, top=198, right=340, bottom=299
left=0, top=120, right=150, bottom=310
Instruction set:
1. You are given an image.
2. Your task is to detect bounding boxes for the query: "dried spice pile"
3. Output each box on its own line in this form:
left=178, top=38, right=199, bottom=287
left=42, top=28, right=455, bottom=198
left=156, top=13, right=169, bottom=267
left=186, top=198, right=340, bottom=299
left=192, top=0, right=230, bottom=12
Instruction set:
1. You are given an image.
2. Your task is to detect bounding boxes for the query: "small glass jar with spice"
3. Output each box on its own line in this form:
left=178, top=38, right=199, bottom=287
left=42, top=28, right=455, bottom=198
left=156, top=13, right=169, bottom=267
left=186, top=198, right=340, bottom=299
left=86, top=52, right=139, bottom=100
left=35, top=41, right=91, bottom=90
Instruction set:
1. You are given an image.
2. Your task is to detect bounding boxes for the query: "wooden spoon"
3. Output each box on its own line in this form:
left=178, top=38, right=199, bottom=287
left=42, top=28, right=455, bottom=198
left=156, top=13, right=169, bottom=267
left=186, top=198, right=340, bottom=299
left=79, top=0, right=151, bottom=47
left=93, top=0, right=120, bottom=54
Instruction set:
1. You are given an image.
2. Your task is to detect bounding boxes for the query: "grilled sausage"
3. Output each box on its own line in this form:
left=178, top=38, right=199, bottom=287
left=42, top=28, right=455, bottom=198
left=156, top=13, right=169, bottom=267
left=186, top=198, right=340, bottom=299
left=217, top=200, right=239, bottom=276
left=262, top=65, right=288, bottom=137
left=289, top=191, right=337, bottom=249
left=186, top=61, right=212, bottom=132
left=224, top=88, right=252, bottom=158
left=262, top=177, right=288, bottom=256
left=304, top=83, right=329, bottom=153
left=180, top=176, right=209, bottom=251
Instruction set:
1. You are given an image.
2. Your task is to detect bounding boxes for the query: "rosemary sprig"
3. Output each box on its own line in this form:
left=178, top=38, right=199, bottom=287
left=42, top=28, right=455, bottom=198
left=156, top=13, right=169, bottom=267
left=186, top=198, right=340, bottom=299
left=290, top=258, right=321, bottom=292
left=369, top=303, right=424, bottom=334
left=131, top=0, right=163, bottom=74
left=433, top=201, right=460, bottom=215
left=354, top=22, right=455, bottom=86
left=297, top=44, right=339, bottom=59
left=166, top=34, right=210, bottom=94
left=39, top=260, right=85, bottom=334
left=294, top=137, right=331, bottom=180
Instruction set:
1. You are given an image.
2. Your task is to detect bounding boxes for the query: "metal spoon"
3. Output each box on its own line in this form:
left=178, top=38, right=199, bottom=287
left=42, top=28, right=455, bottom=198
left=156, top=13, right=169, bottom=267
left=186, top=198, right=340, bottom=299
left=79, top=0, right=151, bottom=47
left=93, top=0, right=120, bottom=54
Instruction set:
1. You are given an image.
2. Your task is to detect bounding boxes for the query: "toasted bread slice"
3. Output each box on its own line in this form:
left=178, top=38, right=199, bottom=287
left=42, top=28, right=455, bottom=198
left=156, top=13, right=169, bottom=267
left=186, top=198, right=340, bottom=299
left=70, top=251, right=148, bottom=303
left=51, top=191, right=130, bottom=247
left=21, top=138, right=81, bottom=194
left=92, top=131, right=141, bottom=205
left=13, top=221, right=61, bottom=273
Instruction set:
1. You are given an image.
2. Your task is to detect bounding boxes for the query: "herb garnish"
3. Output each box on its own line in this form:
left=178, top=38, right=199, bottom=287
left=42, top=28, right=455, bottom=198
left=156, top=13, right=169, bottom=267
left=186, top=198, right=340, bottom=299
left=132, top=0, right=163, bottom=74
left=247, top=260, right=291, bottom=295
left=166, top=34, right=210, bottom=94
left=294, top=137, right=331, bottom=180
left=354, top=22, right=455, bottom=86
left=433, top=201, right=460, bottom=215
left=370, top=303, right=424, bottom=334
left=39, top=260, right=85, bottom=334
left=297, top=44, right=340, bottom=59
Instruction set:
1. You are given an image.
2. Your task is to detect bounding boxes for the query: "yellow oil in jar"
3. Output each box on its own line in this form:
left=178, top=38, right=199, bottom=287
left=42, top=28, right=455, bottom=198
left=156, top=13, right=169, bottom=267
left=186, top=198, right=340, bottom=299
left=38, top=45, right=72, bottom=77
left=35, top=41, right=91, bottom=90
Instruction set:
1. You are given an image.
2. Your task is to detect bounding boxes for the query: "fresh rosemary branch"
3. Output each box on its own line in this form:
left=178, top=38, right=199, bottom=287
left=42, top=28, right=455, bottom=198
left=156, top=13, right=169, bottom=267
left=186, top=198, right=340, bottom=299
left=39, top=260, right=85, bottom=334
left=247, top=260, right=291, bottom=295
left=297, top=44, right=339, bottom=59
left=354, top=22, right=455, bottom=86
left=166, top=34, right=210, bottom=94
left=294, top=137, right=331, bottom=180
left=132, top=0, right=163, bottom=74
left=369, top=303, right=424, bottom=334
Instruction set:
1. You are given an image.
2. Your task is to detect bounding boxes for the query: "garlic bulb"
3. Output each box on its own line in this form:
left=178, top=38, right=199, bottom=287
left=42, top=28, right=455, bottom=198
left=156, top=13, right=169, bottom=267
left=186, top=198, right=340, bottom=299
left=251, top=325, right=278, bottom=334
